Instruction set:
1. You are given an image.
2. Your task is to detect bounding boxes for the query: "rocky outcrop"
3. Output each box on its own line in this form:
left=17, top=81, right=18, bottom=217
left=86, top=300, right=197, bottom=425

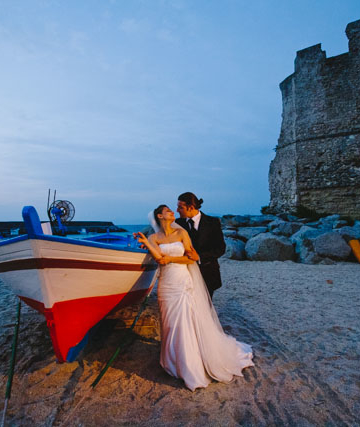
left=222, top=213, right=358, bottom=264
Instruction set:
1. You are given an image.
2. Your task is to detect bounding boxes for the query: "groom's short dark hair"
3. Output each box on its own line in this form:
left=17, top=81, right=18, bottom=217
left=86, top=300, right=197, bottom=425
left=178, top=192, right=203, bottom=210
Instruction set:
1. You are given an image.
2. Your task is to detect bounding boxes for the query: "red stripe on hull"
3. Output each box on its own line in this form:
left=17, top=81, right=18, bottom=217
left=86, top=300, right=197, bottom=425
left=19, top=289, right=151, bottom=362
left=19, top=296, right=45, bottom=314
left=0, top=258, right=157, bottom=273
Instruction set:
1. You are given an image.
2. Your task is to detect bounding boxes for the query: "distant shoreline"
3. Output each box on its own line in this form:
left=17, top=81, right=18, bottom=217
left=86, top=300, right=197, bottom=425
left=0, top=221, right=129, bottom=237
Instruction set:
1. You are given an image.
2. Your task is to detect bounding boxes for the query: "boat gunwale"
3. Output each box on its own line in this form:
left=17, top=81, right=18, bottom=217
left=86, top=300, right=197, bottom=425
left=0, top=235, right=29, bottom=247
left=0, top=233, right=148, bottom=254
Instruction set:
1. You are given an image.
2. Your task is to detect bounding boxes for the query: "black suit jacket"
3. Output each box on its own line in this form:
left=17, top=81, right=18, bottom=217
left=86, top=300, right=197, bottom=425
left=176, top=212, right=226, bottom=294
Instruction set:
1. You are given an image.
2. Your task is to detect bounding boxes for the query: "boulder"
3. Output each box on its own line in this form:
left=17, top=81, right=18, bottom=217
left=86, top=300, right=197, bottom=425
left=313, top=232, right=351, bottom=261
left=297, top=239, right=323, bottom=264
left=272, top=222, right=303, bottom=237
left=290, top=226, right=325, bottom=246
left=237, top=227, right=268, bottom=241
left=246, top=215, right=277, bottom=226
left=297, top=217, right=312, bottom=224
left=245, top=233, right=295, bottom=261
left=320, top=214, right=341, bottom=224
left=315, top=215, right=341, bottom=231
left=223, top=228, right=238, bottom=238
left=306, top=220, right=322, bottom=228
left=291, top=226, right=333, bottom=263
left=224, top=238, right=246, bottom=260
left=335, top=225, right=360, bottom=242
left=221, top=215, right=235, bottom=227
left=276, top=213, right=299, bottom=222
left=267, top=219, right=287, bottom=231
left=332, top=220, right=348, bottom=229
left=294, top=235, right=332, bottom=264
left=222, top=215, right=249, bottom=227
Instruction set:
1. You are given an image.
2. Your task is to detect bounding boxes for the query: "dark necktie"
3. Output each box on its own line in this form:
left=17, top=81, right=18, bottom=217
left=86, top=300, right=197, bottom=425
left=188, top=218, right=194, bottom=231
left=187, top=219, right=197, bottom=243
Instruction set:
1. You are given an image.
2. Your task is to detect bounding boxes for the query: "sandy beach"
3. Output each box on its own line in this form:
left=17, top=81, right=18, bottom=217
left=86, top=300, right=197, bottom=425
left=1, top=259, right=360, bottom=426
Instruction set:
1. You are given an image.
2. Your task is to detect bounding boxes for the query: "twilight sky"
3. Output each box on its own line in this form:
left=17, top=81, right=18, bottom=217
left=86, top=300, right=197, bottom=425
left=0, top=1, right=359, bottom=223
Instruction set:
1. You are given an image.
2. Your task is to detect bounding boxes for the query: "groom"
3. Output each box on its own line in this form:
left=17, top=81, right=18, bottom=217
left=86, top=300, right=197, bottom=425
left=176, top=192, right=226, bottom=299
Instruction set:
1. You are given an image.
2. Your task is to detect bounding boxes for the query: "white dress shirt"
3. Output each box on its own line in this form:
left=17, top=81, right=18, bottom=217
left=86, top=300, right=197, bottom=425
left=187, top=211, right=201, bottom=230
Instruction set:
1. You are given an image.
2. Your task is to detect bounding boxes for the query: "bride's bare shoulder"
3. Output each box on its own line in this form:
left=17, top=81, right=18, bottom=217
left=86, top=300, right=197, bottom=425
left=149, top=233, right=161, bottom=243
left=175, top=228, right=187, bottom=238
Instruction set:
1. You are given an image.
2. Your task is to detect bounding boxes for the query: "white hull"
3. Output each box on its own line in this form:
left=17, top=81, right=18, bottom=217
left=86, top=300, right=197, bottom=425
left=0, top=238, right=157, bottom=308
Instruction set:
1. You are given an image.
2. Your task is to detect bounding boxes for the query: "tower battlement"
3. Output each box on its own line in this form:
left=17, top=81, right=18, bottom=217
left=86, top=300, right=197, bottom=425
left=269, top=19, right=360, bottom=218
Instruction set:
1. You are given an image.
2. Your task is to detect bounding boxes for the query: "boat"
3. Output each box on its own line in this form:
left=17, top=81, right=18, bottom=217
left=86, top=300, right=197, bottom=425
left=349, top=239, right=360, bottom=263
left=0, top=206, right=158, bottom=363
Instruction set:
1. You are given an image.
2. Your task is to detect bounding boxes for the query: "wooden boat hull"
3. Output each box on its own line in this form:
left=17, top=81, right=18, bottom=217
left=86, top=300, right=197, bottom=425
left=0, top=207, right=157, bottom=362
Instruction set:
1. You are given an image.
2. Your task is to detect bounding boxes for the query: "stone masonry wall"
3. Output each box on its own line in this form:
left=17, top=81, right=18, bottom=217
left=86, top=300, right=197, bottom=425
left=269, top=19, right=360, bottom=218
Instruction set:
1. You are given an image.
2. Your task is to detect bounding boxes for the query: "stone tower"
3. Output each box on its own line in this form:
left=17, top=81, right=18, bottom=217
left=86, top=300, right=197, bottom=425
left=269, top=19, right=360, bottom=218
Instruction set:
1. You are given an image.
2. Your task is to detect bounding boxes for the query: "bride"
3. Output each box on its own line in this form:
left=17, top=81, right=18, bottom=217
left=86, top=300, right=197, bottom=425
left=134, top=204, right=254, bottom=391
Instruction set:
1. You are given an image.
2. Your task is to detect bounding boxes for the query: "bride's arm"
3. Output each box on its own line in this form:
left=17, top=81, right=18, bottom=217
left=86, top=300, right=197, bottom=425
left=133, top=232, right=163, bottom=261
left=134, top=230, right=197, bottom=265
left=160, top=230, right=199, bottom=265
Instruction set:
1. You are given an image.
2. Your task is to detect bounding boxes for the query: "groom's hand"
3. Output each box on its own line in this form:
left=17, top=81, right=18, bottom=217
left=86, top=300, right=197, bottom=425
left=186, top=247, right=199, bottom=262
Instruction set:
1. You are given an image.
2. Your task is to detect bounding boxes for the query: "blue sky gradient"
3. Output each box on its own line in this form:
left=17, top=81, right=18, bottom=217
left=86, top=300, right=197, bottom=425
left=0, top=0, right=359, bottom=223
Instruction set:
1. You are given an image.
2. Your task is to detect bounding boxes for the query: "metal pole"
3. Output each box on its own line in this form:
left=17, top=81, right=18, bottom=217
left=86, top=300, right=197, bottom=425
left=47, top=189, right=51, bottom=212
left=1, top=300, right=21, bottom=427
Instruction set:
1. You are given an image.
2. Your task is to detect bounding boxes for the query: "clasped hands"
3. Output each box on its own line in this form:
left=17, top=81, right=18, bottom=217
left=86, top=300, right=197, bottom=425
left=132, top=232, right=199, bottom=265
left=156, top=246, right=199, bottom=265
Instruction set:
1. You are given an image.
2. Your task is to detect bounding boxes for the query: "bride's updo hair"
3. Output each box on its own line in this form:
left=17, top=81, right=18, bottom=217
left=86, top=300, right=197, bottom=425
left=154, top=204, right=168, bottom=226
left=178, top=192, right=203, bottom=209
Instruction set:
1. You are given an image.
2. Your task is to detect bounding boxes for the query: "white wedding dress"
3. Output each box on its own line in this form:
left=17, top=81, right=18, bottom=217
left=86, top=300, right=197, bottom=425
left=157, top=241, right=254, bottom=391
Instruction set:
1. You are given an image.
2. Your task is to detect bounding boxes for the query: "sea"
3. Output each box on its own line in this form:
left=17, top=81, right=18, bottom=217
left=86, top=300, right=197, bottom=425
left=117, top=224, right=147, bottom=234
left=112, top=224, right=147, bottom=236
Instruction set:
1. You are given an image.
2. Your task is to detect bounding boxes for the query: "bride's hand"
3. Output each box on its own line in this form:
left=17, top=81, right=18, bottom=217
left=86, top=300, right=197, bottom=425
left=185, top=246, right=200, bottom=262
left=157, top=255, right=171, bottom=265
left=133, top=231, right=148, bottom=246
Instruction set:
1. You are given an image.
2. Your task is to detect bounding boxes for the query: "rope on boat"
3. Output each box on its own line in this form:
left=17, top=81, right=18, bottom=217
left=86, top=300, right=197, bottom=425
left=60, top=290, right=153, bottom=426
left=1, top=300, right=21, bottom=427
